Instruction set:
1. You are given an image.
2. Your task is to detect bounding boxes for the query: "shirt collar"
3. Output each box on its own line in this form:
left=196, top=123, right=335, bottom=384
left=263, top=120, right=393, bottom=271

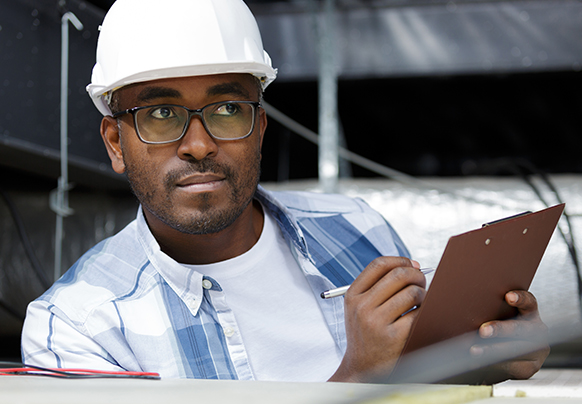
left=255, top=186, right=310, bottom=260
left=133, top=186, right=311, bottom=317
left=135, top=205, right=205, bottom=316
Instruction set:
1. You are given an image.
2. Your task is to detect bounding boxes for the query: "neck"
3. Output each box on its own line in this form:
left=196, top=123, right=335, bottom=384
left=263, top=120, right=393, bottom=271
left=144, top=200, right=264, bottom=265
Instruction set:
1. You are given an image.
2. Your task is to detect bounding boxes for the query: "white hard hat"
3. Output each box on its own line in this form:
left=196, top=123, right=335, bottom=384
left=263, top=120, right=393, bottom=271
left=86, top=0, right=278, bottom=116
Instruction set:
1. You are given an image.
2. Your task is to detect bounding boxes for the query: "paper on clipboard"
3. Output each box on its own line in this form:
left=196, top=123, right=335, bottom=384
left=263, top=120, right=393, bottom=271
left=393, top=203, right=565, bottom=378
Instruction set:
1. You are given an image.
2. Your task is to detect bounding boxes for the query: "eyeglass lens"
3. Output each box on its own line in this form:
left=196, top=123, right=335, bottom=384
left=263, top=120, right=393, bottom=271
left=135, top=102, right=256, bottom=143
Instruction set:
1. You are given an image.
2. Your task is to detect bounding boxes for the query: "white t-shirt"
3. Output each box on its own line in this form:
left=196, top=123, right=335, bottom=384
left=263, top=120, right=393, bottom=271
left=183, top=206, right=344, bottom=381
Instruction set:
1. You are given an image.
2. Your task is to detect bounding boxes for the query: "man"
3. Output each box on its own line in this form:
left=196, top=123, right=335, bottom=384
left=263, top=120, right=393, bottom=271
left=21, top=0, right=549, bottom=383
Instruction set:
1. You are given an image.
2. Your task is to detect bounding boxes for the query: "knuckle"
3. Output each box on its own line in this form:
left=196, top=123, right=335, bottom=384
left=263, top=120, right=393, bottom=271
left=518, top=290, right=538, bottom=308
left=408, top=285, right=426, bottom=303
left=390, top=265, right=418, bottom=284
left=390, top=266, right=407, bottom=281
left=373, top=256, right=411, bottom=269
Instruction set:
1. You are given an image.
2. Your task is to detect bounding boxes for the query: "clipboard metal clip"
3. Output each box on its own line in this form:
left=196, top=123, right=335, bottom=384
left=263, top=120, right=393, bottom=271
left=482, top=211, right=533, bottom=228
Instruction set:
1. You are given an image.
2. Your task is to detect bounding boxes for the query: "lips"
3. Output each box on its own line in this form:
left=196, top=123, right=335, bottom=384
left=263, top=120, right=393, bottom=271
left=174, top=173, right=226, bottom=193
left=176, top=173, right=224, bottom=186
left=164, top=159, right=232, bottom=194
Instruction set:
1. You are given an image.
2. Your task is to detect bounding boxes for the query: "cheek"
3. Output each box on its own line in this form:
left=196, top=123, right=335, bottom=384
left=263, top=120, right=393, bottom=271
left=122, top=135, right=173, bottom=171
left=121, top=143, right=165, bottom=187
left=223, top=139, right=261, bottom=167
left=240, top=146, right=262, bottom=179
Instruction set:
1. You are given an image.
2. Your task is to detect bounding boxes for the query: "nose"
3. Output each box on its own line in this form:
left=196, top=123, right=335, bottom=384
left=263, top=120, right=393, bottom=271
left=176, top=115, right=219, bottom=161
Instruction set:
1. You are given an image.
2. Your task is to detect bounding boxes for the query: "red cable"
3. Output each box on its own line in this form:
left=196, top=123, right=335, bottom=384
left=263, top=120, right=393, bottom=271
left=0, top=367, right=160, bottom=378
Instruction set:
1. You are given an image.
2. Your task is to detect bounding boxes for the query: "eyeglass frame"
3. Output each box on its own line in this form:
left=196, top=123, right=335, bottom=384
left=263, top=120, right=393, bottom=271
left=112, top=100, right=262, bottom=144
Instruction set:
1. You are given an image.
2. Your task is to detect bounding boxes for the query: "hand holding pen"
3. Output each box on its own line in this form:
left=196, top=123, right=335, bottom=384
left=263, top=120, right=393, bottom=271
left=321, top=267, right=435, bottom=299
left=328, top=257, right=428, bottom=383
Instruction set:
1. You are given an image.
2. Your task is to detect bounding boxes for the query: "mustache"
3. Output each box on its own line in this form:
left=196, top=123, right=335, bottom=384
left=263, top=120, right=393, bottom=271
left=164, top=159, right=234, bottom=191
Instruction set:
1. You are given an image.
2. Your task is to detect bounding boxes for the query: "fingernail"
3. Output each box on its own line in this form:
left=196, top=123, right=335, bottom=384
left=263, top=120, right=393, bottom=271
left=481, top=325, right=494, bottom=338
left=471, top=346, right=484, bottom=357
left=507, top=292, right=519, bottom=304
left=411, top=260, right=421, bottom=269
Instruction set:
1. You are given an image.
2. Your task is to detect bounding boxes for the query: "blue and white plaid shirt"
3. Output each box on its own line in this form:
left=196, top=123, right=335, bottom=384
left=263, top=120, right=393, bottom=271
left=21, top=186, right=409, bottom=379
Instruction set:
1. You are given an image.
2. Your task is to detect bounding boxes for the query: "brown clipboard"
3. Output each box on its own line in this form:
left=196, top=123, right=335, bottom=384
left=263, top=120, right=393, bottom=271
left=398, top=203, right=565, bottom=362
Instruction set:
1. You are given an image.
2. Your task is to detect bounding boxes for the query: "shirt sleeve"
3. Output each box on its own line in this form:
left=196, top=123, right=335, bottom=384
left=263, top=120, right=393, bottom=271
left=21, top=300, right=126, bottom=372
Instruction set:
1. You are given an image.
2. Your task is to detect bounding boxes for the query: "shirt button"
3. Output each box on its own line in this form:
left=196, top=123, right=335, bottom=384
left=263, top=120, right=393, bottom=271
left=202, top=279, right=213, bottom=290
left=224, top=327, right=235, bottom=337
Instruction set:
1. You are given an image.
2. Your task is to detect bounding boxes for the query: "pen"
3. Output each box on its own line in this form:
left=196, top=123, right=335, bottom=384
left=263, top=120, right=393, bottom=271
left=320, top=268, right=435, bottom=299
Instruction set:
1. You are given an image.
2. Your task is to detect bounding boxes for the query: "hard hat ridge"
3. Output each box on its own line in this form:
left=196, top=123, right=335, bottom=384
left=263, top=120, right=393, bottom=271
left=86, top=0, right=278, bottom=116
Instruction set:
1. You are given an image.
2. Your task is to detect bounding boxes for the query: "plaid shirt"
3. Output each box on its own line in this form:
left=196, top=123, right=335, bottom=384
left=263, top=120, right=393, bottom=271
left=21, top=186, right=409, bottom=379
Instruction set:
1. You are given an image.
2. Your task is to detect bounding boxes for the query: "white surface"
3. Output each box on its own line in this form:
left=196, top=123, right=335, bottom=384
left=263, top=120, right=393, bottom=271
left=494, top=369, right=582, bottom=398
left=5, top=370, right=582, bottom=403
left=475, top=399, right=582, bottom=403
left=0, top=377, right=459, bottom=404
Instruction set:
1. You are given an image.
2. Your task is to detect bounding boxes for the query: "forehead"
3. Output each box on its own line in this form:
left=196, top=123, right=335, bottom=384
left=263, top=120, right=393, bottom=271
left=115, top=73, right=258, bottom=107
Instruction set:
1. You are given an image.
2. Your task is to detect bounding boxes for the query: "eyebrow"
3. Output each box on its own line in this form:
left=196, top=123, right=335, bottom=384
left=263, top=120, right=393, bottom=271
left=135, top=81, right=252, bottom=105
left=206, top=82, right=251, bottom=99
left=136, top=87, right=182, bottom=104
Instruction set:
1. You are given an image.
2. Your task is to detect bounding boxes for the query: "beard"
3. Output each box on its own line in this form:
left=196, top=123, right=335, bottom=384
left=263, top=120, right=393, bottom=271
left=124, top=155, right=261, bottom=235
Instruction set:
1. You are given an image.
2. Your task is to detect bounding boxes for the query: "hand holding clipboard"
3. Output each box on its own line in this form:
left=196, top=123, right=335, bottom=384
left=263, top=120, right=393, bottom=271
left=329, top=203, right=564, bottom=384
left=390, top=203, right=564, bottom=383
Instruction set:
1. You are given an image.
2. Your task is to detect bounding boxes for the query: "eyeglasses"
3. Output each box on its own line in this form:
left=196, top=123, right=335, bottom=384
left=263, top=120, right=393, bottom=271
left=113, top=101, right=261, bottom=144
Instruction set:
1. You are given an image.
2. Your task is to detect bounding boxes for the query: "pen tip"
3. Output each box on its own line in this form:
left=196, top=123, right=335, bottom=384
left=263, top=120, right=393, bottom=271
left=320, top=292, right=325, bottom=299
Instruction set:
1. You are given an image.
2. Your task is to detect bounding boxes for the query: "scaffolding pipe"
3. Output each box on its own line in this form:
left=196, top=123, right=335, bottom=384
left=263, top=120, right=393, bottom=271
left=53, top=11, right=82, bottom=282
left=317, top=0, right=339, bottom=193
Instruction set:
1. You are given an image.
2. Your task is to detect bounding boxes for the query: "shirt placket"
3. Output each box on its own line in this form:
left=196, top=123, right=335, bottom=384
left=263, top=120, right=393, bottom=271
left=202, top=276, right=254, bottom=380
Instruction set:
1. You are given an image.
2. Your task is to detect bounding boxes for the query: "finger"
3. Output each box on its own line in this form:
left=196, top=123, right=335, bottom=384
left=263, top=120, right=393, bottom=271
left=470, top=341, right=550, bottom=379
left=479, top=316, right=549, bottom=341
left=479, top=290, right=544, bottom=339
left=388, top=307, right=422, bottom=346
left=491, top=359, right=545, bottom=381
left=367, top=265, right=426, bottom=302
left=471, top=340, right=549, bottom=361
left=349, top=256, right=418, bottom=295
left=505, top=290, right=540, bottom=317
left=377, top=284, right=426, bottom=323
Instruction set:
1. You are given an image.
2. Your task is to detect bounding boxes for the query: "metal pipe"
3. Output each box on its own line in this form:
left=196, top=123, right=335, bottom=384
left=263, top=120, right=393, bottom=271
left=54, top=12, right=83, bottom=281
left=317, top=0, right=339, bottom=193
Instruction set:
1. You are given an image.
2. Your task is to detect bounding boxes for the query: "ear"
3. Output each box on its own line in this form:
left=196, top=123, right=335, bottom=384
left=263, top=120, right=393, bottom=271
left=258, top=107, right=267, bottom=152
left=100, top=116, right=126, bottom=174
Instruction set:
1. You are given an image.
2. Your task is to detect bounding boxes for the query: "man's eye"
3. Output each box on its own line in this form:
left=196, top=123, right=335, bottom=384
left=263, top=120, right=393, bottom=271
left=214, top=103, right=240, bottom=116
left=149, top=106, right=175, bottom=119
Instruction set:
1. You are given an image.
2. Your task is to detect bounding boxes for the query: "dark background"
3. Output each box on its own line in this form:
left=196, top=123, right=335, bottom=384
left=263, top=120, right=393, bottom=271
left=261, top=71, right=582, bottom=181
